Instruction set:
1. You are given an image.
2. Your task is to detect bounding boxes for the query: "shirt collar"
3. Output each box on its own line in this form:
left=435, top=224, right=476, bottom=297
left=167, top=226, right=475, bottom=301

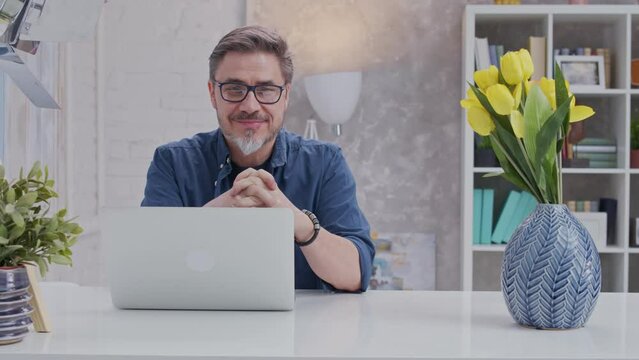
left=214, top=128, right=288, bottom=168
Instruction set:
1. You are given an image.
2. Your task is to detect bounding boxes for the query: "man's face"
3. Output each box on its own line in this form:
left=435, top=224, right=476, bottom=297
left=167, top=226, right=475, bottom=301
left=208, top=51, right=290, bottom=156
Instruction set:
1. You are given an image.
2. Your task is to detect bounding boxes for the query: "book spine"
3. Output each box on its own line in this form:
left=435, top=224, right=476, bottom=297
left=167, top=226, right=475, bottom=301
left=573, top=145, right=617, bottom=153
left=491, top=191, right=521, bottom=244
left=573, top=152, right=617, bottom=161
left=480, top=189, right=494, bottom=245
left=599, top=198, right=617, bottom=245
left=473, top=189, right=483, bottom=245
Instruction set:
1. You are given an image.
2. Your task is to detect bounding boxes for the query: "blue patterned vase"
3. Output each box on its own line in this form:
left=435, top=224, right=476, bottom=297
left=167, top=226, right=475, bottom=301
left=501, top=204, right=601, bottom=329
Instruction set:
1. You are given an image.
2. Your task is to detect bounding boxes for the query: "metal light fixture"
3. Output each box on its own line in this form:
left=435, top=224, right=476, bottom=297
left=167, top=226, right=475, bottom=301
left=0, top=0, right=103, bottom=109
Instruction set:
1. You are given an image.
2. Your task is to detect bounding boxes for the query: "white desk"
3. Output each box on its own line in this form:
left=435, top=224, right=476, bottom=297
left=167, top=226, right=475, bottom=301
left=1, top=284, right=638, bottom=359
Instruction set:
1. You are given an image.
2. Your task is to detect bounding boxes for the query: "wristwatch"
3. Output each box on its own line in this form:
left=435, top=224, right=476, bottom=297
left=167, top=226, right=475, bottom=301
left=297, top=209, right=320, bottom=247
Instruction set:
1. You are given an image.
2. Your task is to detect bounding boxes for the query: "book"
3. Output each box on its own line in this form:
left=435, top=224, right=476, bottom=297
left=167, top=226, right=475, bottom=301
left=576, top=200, right=584, bottom=212
left=491, top=191, right=521, bottom=244
left=473, top=189, right=483, bottom=245
left=567, top=200, right=576, bottom=212
left=528, top=36, right=546, bottom=80
left=588, top=160, right=617, bottom=168
left=573, top=152, right=617, bottom=161
left=480, top=189, right=494, bottom=245
left=475, top=37, right=491, bottom=70
left=495, top=45, right=504, bottom=69
left=598, top=198, right=617, bottom=245
left=578, top=137, right=616, bottom=146
left=573, top=144, right=617, bottom=153
left=489, top=45, right=498, bottom=67
left=502, top=191, right=537, bottom=244
left=632, top=218, right=639, bottom=248
left=595, top=48, right=611, bottom=88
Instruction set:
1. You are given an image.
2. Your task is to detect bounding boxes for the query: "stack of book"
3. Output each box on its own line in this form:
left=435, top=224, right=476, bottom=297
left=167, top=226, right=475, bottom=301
left=571, top=138, right=618, bottom=168
left=565, top=197, right=617, bottom=246
left=473, top=189, right=537, bottom=245
left=474, top=36, right=546, bottom=80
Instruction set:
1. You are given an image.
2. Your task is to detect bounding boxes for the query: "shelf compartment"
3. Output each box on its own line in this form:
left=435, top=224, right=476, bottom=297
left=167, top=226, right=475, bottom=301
left=553, top=14, right=629, bottom=89
left=562, top=173, right=626, bottom=247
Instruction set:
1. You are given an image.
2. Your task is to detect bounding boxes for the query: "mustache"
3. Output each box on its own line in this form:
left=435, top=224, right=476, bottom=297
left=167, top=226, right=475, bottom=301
left=230, top=112, right=269, bottom=121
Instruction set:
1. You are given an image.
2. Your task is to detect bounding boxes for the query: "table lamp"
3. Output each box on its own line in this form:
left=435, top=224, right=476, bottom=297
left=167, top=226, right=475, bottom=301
left=304, top=71, right=362, bottom=137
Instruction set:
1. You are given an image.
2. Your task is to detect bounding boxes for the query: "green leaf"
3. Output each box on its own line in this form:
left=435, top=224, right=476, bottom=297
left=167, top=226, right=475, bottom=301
left=9, top=226, right=25, bottom=240
left=16, top=192, right=38, bottom=209
left=50, top=254, right=71, bottom=266
left=5, top=188, right=15, bottom=203
left=0, top=225, right=8, bottom=238
left=35, top=257, right=48, bottom=278
left=10, top=212, right=24, bottom=228
left=534, top=96, right=572, bottom=167
left=0, top=245, right=23, bottom=262
left=0, top=165, right=4, bottom=180
left=482, top=172, right=503, bottom=178
left=523, top=86, right=553, bottom=170
left=554, top=62, right=571, bottom=137
left=71, top=225, right=83, bottom=235
left=56, top=208, right=67, bottom=218
left=28, top=161, right=41, bottom=179
left=0, top=237, right=9, bottom=245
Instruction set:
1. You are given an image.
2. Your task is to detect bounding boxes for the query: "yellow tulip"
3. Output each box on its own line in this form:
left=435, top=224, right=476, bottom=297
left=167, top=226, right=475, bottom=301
left=486, top=84, right=515, bottom=115
left=467, top=106, right=495, bottom=136
left=518, top=49, right=534, bottom=80
left=510, top=110, right=525, bottom=138
left=473, top=65, right=499, bottom=91
left=570, top=105, right=595, bottom=123
left=460, top=88, right=481, bottom=109
left=500, top=51, right=524, bottom=85
left=538, top=77, right=556, bottom=109
left=513, top=83, right=522, bottom=110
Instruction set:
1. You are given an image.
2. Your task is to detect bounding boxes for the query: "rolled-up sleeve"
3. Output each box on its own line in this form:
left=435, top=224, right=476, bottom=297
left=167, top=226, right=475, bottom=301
left=315, top=148, right=375, bottom=292
left=141, top=147, right=184, bottom=207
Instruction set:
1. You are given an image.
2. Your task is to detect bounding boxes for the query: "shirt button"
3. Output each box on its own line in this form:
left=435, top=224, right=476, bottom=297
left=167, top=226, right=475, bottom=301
left=219, top=164, right=224, bottom=169
left=226, top=158, right=230, bottom=163
left=214, top=180, right=217, bottom=186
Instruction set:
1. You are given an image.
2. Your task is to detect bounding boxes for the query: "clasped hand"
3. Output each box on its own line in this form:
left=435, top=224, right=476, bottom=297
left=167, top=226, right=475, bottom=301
left=211, top=168, right=292, bottom=209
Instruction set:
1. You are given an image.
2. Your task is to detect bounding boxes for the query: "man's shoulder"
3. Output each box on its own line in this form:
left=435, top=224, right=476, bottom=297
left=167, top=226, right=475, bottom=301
left=155, top=130, right=219, bottom=156
left=282, top=130, right=341, bottom=158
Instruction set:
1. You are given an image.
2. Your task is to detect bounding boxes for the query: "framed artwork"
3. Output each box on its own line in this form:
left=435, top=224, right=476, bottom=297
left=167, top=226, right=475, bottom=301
left=369, top=233, right=436, bottom=291
left=555, top=55, right=605, bottom=91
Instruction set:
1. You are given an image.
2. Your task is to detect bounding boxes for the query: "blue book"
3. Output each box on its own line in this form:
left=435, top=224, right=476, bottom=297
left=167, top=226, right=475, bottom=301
left=480, top=189, right=494, bottom=245
left=489, top=45, right=498, bottom=67
left=502, top=191, right=537, bottom=244
left=473, top=189, right=483, bottom=245
left=491, top=191, right=521, bottom=244
left=495, top=45, right=504, bottom=69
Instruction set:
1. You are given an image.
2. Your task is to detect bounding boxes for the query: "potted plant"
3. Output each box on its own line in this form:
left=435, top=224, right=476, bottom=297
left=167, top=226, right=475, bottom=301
left=460, top=50, right=599, bottom=329
left=631, top=115, right=639, bottom=168
left=0, top=162, right=82, bottom=344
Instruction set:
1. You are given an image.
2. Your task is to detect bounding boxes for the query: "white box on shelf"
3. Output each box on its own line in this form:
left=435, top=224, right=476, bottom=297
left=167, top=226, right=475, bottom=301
left=573, top=212, right=607, bottom=251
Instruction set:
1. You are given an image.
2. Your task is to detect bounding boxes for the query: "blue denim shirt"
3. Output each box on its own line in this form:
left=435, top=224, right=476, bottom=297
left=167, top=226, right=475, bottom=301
left=141, top=128, right=374, bottom=291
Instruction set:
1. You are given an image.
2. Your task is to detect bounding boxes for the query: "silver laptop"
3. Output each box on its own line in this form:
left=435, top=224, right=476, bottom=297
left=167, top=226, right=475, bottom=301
left=102, top=207, right=294, bottom=311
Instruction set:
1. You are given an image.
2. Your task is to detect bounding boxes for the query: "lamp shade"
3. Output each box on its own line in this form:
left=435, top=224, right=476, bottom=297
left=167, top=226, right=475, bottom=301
left=304, top=71, right=362, bottom=135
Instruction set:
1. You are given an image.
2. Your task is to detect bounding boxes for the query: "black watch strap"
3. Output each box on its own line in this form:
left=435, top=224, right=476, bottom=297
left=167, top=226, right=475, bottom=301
left=297, top=209, right=320, bottom=247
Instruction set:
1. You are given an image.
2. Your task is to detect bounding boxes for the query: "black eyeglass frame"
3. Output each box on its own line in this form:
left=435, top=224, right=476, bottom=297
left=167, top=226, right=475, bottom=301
left=213, top=80, right=286, bottom=105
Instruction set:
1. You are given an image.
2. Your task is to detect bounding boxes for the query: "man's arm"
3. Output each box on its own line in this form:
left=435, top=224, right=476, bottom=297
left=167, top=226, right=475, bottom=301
left=222, top=151, right=374, bottom=292
left=141, top=147, right=183, bottom=206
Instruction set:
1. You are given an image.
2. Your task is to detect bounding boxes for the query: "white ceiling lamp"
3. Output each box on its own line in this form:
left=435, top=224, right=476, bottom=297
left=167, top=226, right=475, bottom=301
left=0, top=0, right=104, bottom=109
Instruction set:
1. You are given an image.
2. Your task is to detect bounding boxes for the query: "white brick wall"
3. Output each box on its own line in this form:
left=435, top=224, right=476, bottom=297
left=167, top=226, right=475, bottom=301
left=42, top=0, right=244, bottom=285
left=102, top=0, right=244, bottom=207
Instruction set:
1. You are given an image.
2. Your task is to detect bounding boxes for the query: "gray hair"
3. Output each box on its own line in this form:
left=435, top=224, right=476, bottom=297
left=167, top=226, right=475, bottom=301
left=209, top=25, right=293, bottom=84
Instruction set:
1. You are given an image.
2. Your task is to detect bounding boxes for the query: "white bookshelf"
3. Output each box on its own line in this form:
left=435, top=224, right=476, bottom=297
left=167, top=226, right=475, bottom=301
left=462, top=5, right=639, bottom=293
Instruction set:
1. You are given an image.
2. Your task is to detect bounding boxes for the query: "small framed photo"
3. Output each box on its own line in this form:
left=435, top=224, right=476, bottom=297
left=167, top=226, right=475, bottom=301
left=555, top=55, right=605, bottom=91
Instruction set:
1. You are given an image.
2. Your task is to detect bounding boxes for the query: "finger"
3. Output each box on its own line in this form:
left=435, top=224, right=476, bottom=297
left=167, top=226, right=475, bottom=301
left=233, top=194, right=263, bottom=208
left=255, top=169, right=278, bottom=190
left=231, top=176, right=267, bottom=196
left=238, top=183, right=278, bottom=207
left=234, top=168, right=258, bottom=185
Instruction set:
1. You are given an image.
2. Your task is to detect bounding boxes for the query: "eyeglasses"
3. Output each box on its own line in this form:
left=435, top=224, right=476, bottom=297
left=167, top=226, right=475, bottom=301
left=214, top=81, right=285, bottom=104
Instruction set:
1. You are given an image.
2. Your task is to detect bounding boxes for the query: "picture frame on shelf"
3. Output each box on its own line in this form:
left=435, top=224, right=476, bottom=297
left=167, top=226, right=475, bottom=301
left=555, top=55, right=605, bottom=91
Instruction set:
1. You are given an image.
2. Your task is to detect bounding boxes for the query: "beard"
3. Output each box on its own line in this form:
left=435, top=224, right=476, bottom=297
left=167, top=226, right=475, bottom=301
left=220, top=112, right=280, bottom=156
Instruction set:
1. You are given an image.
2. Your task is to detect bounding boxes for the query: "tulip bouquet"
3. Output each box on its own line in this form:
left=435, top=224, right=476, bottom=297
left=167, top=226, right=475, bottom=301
left=461, top=49, right=595, bottom=204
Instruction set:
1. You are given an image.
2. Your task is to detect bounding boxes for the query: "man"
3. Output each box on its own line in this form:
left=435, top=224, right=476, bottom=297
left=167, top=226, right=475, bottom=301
left=141, top=26, right=374, bottom=292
